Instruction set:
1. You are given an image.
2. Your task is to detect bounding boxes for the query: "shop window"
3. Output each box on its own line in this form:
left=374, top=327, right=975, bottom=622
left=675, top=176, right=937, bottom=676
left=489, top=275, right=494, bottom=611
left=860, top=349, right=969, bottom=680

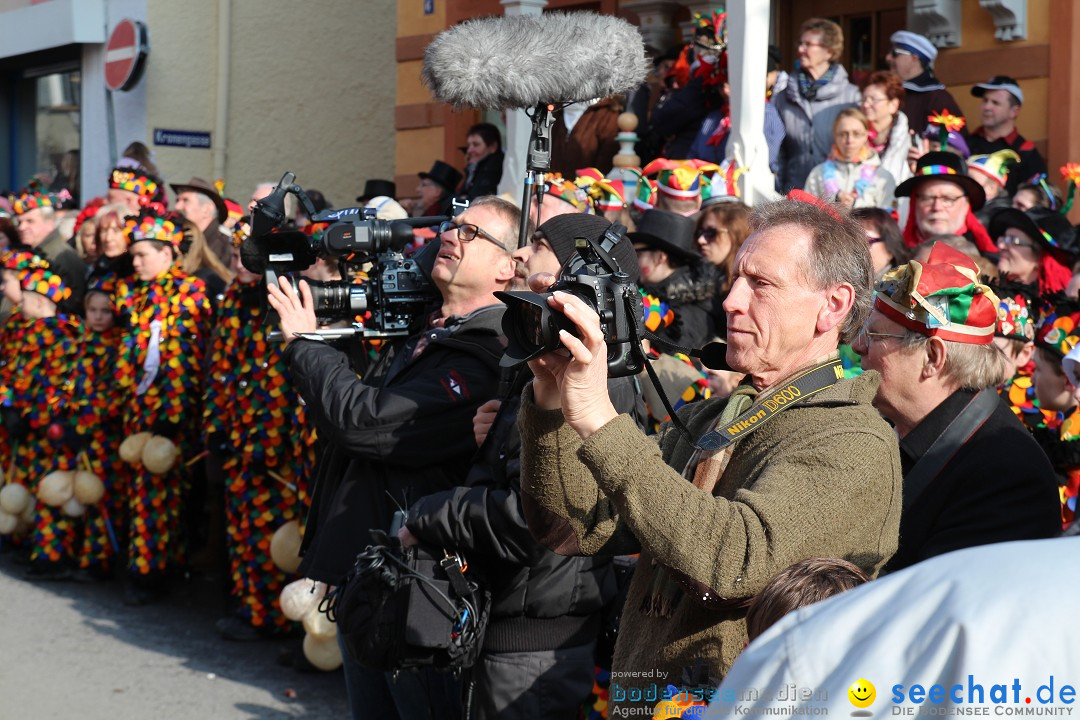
left=32, top=68, right=81, bottom=204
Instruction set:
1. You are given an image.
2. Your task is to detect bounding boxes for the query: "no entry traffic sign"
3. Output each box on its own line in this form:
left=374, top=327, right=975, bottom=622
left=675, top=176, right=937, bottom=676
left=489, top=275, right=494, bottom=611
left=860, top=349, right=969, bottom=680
left=105, top=19, right=149, bottom=92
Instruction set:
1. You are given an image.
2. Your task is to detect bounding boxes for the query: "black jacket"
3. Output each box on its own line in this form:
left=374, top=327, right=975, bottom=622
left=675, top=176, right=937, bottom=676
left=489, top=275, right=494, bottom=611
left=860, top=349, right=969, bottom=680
left=885, top=389, right=1060, bottom=572
left=461, top=150, right=504, bottom=201
left=287, top=304, right=507, bottom=585
left=406, top=367, right=646, bottom=653
left=967, top=127, right=1048, bottom=196
left=640, top=263, right=720, bottom=352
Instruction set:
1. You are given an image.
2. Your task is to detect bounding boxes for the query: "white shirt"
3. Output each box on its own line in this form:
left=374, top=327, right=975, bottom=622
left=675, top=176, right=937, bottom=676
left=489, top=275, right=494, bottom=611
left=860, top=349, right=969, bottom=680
left=700, top=538, right=1080, bottom=717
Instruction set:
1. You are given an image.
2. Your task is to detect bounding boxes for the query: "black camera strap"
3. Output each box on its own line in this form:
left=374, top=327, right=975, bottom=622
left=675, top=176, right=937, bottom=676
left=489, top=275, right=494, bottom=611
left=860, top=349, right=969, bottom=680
left=693, top=357, right=844, bottom=451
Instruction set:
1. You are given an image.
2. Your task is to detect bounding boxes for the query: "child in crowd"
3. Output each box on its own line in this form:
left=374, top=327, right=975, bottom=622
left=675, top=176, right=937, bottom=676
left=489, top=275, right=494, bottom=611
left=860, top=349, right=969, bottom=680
left=745, top=557, right=869, bottom=643
left=113, top=210, right=212, bottom=604
left=69, top=278, right=127, bottom=581
left=1030, top=298, right=1080, bottom=530
left=0, top=251, right=84, bottom=579
left=203, top=220, right=313, bottom=640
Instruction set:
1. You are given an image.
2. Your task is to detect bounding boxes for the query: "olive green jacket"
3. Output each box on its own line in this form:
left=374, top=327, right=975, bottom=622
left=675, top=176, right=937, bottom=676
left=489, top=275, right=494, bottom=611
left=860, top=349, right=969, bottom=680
left=519, top=370, right=902, bottom=707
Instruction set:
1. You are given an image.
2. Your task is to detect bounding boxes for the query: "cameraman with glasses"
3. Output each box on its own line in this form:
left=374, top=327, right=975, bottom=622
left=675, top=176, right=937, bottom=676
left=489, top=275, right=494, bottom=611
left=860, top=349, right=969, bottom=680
left=268, top=196, right=520, bottom=720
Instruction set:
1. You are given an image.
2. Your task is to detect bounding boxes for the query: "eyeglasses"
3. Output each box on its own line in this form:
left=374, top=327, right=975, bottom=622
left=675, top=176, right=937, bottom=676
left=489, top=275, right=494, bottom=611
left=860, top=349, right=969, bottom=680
left=997, top=234, right=1037, bottom=249
left=888, top=48, right=912, bottom=57
left=438, top=220, right=509, bottom=252
left=861, top=95, right=888, bottom=106
left=914, top=193, right=966, bottom=209
left=698, top=226, right=729, bottom=242
left=798, top=40, right=826, bottom=49
left=857, top=319, right=907, bottom=347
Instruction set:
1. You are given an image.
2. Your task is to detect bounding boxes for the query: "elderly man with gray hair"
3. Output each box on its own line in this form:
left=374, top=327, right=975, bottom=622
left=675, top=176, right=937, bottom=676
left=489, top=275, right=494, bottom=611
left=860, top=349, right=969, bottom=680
left=854, top=242, right=1059, bottom=573
left=518, top=198, right=903, bottom=713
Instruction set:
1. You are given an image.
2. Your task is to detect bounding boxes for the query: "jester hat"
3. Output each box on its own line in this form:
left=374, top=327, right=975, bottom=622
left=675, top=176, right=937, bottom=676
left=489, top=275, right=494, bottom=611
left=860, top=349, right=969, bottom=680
left=8, top=179, right=71, bottom=216
left=642, top=159, right=720, bottom=201
left=967, top=150, right=1021, bottom=189
left=1035, top=295, right=1080, bottom=359
left=0, top=249, right=70, bottom=304
left=125, top=209, right=184, bottom=252
left=109, top=166, right=163, bottom=204
left=991, top=281, right=1036, bottom=342
left=874, top=242, right=999, bottom=345
left=540, top=173, right=589, bottom=211
left=575, top=168, right=628, bottom=213
left=701, top=159, right=745, bottom=207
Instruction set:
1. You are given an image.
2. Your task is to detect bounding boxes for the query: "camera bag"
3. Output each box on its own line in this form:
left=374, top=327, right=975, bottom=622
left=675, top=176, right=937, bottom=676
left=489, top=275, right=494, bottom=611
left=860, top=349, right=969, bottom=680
left=325, top=533, right=490, bottom=673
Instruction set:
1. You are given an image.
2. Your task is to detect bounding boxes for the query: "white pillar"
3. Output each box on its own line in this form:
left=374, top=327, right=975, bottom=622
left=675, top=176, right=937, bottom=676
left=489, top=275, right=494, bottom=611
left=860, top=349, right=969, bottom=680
left=725, top=0, right=778, bottom=206
left=497, top=0, right=548, bottom=199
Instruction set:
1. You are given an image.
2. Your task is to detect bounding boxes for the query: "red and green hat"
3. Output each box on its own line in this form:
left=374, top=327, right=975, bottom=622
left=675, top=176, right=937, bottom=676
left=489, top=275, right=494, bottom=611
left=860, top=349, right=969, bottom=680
left=874, top=242, right=999, bottom=345
left=1035, top=297, right=1080, bottom=358
left=540, top=173, right=589, bottom=211
left=574, top=169, right=628, bottom=213
left=642, top=158, right=720, bottom=201
left=8, top=179, right=71, bottom=215
left=701, top=159, right=745, bottom=206
left=628, top=167, right=657, bottom=211
left=124, top=209, right=184, bottom=251
left=0, top=249, right=70, bottom=304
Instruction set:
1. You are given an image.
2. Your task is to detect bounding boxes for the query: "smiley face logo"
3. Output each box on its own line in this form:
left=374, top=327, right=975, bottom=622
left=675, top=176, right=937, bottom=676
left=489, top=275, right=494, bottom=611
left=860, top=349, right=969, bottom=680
left=848, top=679, right=876, bottom=709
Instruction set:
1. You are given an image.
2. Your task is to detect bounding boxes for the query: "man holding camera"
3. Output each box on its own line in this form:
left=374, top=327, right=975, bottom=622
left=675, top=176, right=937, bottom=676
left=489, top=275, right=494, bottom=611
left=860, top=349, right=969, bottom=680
left=518, top=199, right=903, bottom=712
left=267, top=196, right=519, bottom=719
left=400, top=213, right=646, bottom=720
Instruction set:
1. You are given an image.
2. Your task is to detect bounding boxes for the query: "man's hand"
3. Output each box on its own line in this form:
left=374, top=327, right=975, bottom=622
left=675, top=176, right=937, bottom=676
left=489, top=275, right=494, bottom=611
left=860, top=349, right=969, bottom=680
left=525, top=283, right=618, bottom=441
left=397, top=526, right=419, bottom=547
left=266, top=277, right=317, bottom=346
left=473, top=399, right=501, bottom=447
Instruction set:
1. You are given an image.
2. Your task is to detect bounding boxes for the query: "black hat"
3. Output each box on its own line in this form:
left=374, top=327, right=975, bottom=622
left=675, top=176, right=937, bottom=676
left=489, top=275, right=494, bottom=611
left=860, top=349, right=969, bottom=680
left=988, top=206, right=1077, bottom=257
left=972, top=75, right=1024, bottom=105
left=356, top=179, right=397, bottom=203
left=628, top=210, right=700, bottom=263
left=418, top=161, right=463, bottom=194
left=169, top=177, right=229, bottom=224
left=537, top=213, right=639, bottom=283
left=894, top=152, right=986, bottom=211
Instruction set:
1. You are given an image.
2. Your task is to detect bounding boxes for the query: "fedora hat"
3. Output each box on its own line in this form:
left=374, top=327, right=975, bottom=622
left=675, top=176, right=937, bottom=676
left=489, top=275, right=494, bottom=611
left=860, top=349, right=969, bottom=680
left=988, top=206, right=1078, bottom=257
left=169, top=177, right=229, bottom=223
left=356, top=179, right=397, bottom=203
left=894, top=152, right=986, bottom=211
left=628, top=210, right=700, bottom=263
left=418, top=161, right=463, bottom=194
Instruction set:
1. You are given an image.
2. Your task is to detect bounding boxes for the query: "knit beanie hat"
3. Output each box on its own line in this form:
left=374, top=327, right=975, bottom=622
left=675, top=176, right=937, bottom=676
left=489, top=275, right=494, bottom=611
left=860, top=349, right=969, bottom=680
left=536, top=213, right=639, bottom=283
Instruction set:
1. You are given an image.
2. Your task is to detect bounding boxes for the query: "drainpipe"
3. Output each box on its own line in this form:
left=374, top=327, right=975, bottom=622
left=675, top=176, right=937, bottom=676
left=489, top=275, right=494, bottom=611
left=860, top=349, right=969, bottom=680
left=213, top=0, right=230, bottom=184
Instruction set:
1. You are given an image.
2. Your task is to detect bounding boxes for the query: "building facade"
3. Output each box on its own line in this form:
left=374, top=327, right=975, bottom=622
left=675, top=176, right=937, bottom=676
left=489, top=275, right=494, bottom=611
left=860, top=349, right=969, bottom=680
left=0, top=0, right=395, bottom=209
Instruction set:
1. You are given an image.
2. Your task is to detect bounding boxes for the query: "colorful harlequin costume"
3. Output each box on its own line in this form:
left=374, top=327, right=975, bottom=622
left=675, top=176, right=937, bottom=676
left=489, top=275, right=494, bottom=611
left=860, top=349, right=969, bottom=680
left=1031, top=299, right=1080, bottom=530
left=0, top=251, right=83, bottom=566
left=70, top=278, right=127, bottom=572
left=992, top=283, right=1059, bottom=431
left=202, top=222, right=315, bottom=632
left=639, top=290, right=711, bottom=434
left=113, top=211, right=212, bottom=578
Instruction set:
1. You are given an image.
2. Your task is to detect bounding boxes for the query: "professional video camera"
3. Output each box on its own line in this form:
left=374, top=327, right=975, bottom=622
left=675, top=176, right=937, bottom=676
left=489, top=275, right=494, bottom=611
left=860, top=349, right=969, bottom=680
left=242, top=172, right=449, bottom=339
left=495, top=222, right=646, bottom=378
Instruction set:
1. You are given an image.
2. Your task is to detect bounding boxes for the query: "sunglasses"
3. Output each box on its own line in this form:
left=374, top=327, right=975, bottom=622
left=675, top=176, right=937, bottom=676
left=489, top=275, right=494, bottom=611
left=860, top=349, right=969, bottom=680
left=698, top=227, right=729, bottom=242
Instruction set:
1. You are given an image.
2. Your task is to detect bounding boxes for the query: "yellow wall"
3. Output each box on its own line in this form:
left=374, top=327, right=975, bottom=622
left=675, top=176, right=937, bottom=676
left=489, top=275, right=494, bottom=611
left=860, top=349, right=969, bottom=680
left=396, top=0, right=447, bottom=184
left=942, top=0, right=1049, bottom=144
left=144, top=0, right=396, bottom=207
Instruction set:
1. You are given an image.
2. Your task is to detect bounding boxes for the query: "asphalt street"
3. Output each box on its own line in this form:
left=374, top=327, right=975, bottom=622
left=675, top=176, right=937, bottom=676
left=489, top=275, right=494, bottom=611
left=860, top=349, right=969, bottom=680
left=0, top=551, right=348, bottom=719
